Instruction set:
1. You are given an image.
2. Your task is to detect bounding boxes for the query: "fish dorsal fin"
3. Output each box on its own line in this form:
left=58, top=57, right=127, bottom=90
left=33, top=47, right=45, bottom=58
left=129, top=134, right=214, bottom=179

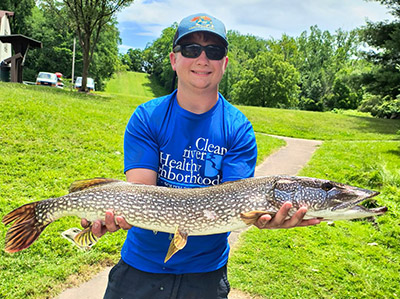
left=68, top=178, right=123, bottom=193
left=164, top=226, right=188, bottom=263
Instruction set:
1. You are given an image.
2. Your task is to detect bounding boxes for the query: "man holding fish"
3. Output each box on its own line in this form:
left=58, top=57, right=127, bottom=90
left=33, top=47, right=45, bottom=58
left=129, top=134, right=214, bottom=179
left=86, top=12, right=321, bottom=299
left=2, top=11, right=386, bottom=299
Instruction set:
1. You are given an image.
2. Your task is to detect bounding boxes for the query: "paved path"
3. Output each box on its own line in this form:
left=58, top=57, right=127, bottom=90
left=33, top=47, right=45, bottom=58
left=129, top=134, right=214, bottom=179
left=56, top=135, right=322, bottom=299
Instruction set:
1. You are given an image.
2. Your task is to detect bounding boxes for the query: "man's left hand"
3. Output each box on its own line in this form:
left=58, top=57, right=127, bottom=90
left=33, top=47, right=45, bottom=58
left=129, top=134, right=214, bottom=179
left=255, top=202, right=321, bottom=229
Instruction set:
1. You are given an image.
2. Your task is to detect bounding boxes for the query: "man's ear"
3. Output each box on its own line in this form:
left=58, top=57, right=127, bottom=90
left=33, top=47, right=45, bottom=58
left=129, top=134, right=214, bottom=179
left=223, top=56, right=229, bottom=72
left=170, top=52, right=177, bottom=71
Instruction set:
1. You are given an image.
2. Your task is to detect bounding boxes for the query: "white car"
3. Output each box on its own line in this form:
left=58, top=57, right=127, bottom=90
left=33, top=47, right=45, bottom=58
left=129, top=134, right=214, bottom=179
left=36, top=72, right=58, bottom=87
left=74, top=77, right=95, bottom=91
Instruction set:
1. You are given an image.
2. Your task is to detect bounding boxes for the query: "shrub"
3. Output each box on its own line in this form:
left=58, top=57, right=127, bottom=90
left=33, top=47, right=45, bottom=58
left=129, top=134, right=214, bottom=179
left=359, top=94, right=400, bottom=118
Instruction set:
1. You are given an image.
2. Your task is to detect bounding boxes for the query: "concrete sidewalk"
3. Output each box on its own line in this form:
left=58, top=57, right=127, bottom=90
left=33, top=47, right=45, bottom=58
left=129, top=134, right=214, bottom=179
left=56, top=135, right=322, bottom=299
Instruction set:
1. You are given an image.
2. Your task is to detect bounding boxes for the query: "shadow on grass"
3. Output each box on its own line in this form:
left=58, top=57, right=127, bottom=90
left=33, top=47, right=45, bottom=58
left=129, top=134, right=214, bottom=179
left=27, top=83, right=114, bottom=102
left=386, top=149, right=400, bottom=156
left=142, top=74, right=169, bottom=98
left=347, top=114, right=400, bottom=139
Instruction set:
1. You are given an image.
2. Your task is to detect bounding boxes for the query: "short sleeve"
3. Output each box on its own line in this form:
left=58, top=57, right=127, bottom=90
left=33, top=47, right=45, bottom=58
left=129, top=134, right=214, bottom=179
left=124, top=106, right=159, bottom=173
left=220, top=120, right=257, bottom=182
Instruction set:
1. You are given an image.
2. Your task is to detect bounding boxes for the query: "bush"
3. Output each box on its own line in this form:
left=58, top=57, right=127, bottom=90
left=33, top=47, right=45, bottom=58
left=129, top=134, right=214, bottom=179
left=359, top=94, right=400, bottom=118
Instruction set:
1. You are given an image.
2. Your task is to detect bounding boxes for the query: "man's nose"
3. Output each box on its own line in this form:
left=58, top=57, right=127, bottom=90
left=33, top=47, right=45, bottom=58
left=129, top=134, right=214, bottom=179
left=196, top=50, right=209, bottom=64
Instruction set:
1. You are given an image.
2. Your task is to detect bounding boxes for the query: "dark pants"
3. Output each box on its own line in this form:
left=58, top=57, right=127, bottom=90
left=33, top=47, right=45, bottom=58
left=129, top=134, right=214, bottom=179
left=103, top=259, right=230, bottom=299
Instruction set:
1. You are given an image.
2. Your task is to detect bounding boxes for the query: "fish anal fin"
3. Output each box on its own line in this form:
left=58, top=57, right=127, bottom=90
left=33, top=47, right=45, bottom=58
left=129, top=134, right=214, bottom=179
left=73, top=226, right=98, bottom=249
left=240, top=210, right=275, bottom=225
left=68, top=178, right=122, bottom=193
left=164, top=227, right=188, bottom=263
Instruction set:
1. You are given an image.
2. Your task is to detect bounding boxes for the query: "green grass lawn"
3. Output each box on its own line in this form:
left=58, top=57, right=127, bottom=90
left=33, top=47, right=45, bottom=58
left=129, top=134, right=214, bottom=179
left=240, top=105, right=400, bottom=140
left=104, top=71, right=167, bottom=98
left=1, top=72, right=400, bottom=298
left=0, top=77, right=282, bottom=298
left=229, top=140, right=400, bottom=298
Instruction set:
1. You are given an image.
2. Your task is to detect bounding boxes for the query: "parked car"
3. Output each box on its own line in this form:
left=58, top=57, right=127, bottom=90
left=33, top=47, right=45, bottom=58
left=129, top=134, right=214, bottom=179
left=36, top=72, right=59, bottom=87
left=74, top=76, right=95, bottom=91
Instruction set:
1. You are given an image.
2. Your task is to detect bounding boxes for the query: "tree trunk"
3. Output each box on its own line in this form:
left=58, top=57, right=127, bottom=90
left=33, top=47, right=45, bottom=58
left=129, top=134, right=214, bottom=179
left=80, top=37, right=91, bottom=92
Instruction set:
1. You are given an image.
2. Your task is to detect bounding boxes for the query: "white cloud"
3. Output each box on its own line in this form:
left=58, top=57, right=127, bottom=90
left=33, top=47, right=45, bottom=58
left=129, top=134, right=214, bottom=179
left=118, top=44, right=133, bottom=52
left=117, top=0, right=394, bottom=50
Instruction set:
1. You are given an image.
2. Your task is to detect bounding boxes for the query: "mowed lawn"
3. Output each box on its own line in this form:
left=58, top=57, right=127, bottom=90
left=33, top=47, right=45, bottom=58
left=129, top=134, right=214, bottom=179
left=1, top=72, right=400, bottom=298
left=0, top=76, right=281, bottom=298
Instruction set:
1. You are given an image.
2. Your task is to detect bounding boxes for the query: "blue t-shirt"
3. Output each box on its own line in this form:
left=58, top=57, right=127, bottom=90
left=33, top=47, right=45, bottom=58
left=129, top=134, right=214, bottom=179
left=122, top=90, right=257, bottom=274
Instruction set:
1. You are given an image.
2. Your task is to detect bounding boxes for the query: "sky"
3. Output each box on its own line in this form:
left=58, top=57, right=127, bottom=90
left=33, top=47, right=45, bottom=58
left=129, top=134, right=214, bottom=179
left=116, top=0, right=394, bottom=53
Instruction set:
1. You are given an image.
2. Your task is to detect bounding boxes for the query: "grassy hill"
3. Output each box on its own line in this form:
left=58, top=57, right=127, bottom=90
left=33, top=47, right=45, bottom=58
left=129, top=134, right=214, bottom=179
left=104, top=71, right=167, bottom=98
left=0, top=72, right=399, bottom=298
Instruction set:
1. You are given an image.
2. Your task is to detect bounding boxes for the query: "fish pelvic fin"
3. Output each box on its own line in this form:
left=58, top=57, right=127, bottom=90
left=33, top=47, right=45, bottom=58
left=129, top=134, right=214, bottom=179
left=3, top=202, right=49, bottom=253
left=73, top=225, right=98, bottom=249
left=240, top=210, right=275, bottom=225
left=68, top=178, right=123, bottom=193
left=164, top=227, right=188, bottom=263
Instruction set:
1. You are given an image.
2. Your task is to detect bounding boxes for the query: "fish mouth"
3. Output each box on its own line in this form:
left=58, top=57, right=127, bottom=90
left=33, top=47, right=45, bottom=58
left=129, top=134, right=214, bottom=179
left=352, top=205, right=388, bottom=215
left=331, top=189, right=380, bottom=211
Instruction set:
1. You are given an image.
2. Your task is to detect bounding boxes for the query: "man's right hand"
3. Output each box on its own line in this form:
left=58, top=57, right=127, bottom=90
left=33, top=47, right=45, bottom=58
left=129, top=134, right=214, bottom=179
left=81, top=210, right=133, bottom=238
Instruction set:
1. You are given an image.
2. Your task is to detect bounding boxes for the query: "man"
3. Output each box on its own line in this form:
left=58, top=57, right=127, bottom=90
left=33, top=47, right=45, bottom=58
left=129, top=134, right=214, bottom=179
left=84, top=13, right=320, bottom=299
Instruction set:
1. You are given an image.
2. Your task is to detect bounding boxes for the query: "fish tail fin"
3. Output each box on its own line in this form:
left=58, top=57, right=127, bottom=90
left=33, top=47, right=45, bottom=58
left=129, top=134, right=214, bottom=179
left=2, top=202, right=39, bottom=226
left=2, top=202, right=49, bottom=253
left=68, top=178, right=122, bottom=193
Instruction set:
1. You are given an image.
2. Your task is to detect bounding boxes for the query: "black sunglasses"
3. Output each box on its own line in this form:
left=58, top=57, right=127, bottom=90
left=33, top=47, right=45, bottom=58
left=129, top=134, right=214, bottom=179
left=173, top=43, right=227, bottom=60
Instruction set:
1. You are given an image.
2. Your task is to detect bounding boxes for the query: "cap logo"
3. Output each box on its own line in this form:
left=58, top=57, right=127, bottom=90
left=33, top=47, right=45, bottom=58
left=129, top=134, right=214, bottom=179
left=189, top=16, right=214, bottom=31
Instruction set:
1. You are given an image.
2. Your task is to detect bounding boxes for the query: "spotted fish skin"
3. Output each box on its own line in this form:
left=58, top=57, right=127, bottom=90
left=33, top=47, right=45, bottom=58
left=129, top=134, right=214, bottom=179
left=2, top=176, right=387, bottom=258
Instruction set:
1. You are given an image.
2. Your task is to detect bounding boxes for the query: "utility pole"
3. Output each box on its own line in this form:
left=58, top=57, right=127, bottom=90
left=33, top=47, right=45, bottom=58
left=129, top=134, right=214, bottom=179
left=71, top=37, right=76, bottom=89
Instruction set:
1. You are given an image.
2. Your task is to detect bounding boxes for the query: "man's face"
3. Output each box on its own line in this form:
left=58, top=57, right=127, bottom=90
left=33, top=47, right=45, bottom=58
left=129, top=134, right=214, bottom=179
left=170, top=33, right=228, bottom=92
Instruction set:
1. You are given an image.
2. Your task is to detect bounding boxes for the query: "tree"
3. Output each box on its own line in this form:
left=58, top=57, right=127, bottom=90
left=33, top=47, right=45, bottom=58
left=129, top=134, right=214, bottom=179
left=296, top=26, right=358, bottom=111
left=89, top=20, right=123, bottom=90
left=230, top=51, right=300, bottom=108
left=23, top=5, right=76, bottom=81
left=267, top=34, right=301, bottom=66
left=122, top=48, right=144, bottom=72
left=24, top=5, right=121, bottom=89
left=43, top=0, right=134, bottom=91
left=0, top=0, right=35, bottom=34
left=361, top=20, right=400, bottom=98
left=142, top=24, right=177, bottom=90
left=220, top=31, right=268, bottom=99
left=358, top=0, right=400, bottom=117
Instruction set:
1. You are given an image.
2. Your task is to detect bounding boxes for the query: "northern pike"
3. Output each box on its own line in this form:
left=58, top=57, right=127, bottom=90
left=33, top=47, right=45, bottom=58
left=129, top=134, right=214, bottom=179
left=2, top=176, right=387, bottom=262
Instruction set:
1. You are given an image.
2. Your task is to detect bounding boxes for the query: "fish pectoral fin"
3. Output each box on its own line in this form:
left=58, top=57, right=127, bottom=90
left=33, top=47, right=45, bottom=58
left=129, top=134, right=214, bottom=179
left=164, top=227, right=188, bottom=263
left=68, top=178, right=123, bottom=193
left=240, top=210, right=275, bottom=225
left=73, top=226, right=98, bottom=249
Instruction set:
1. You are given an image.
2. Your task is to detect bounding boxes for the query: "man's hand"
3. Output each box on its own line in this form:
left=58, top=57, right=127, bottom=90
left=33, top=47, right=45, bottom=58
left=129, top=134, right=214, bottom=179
left=255, top=202, right=321, bottom=229
left=81, top=210, right=133, bottom=238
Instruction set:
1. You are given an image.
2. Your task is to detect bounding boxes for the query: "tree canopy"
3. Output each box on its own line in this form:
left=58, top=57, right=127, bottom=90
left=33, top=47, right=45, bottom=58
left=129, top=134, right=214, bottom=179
left=41, top=0, right=134, bottom=91
left=2, top=0, right=400, bottom=117
left=0, top=0, right=35, bottom=34
left=358, top=0, right=400, bottom=118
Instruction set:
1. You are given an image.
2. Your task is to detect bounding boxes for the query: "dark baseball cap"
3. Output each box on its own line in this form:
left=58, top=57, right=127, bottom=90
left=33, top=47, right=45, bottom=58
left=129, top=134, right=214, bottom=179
left=173, top=13, right=228, bottom=48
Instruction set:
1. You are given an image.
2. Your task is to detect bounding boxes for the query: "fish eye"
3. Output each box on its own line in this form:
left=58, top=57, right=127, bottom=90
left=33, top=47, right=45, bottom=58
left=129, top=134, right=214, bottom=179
left=321, top=182, right=334, bottom=191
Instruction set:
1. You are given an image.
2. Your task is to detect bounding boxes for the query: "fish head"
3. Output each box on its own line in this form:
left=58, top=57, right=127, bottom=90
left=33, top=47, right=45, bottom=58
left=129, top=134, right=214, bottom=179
left=273, top=176, right=386, bottom=220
